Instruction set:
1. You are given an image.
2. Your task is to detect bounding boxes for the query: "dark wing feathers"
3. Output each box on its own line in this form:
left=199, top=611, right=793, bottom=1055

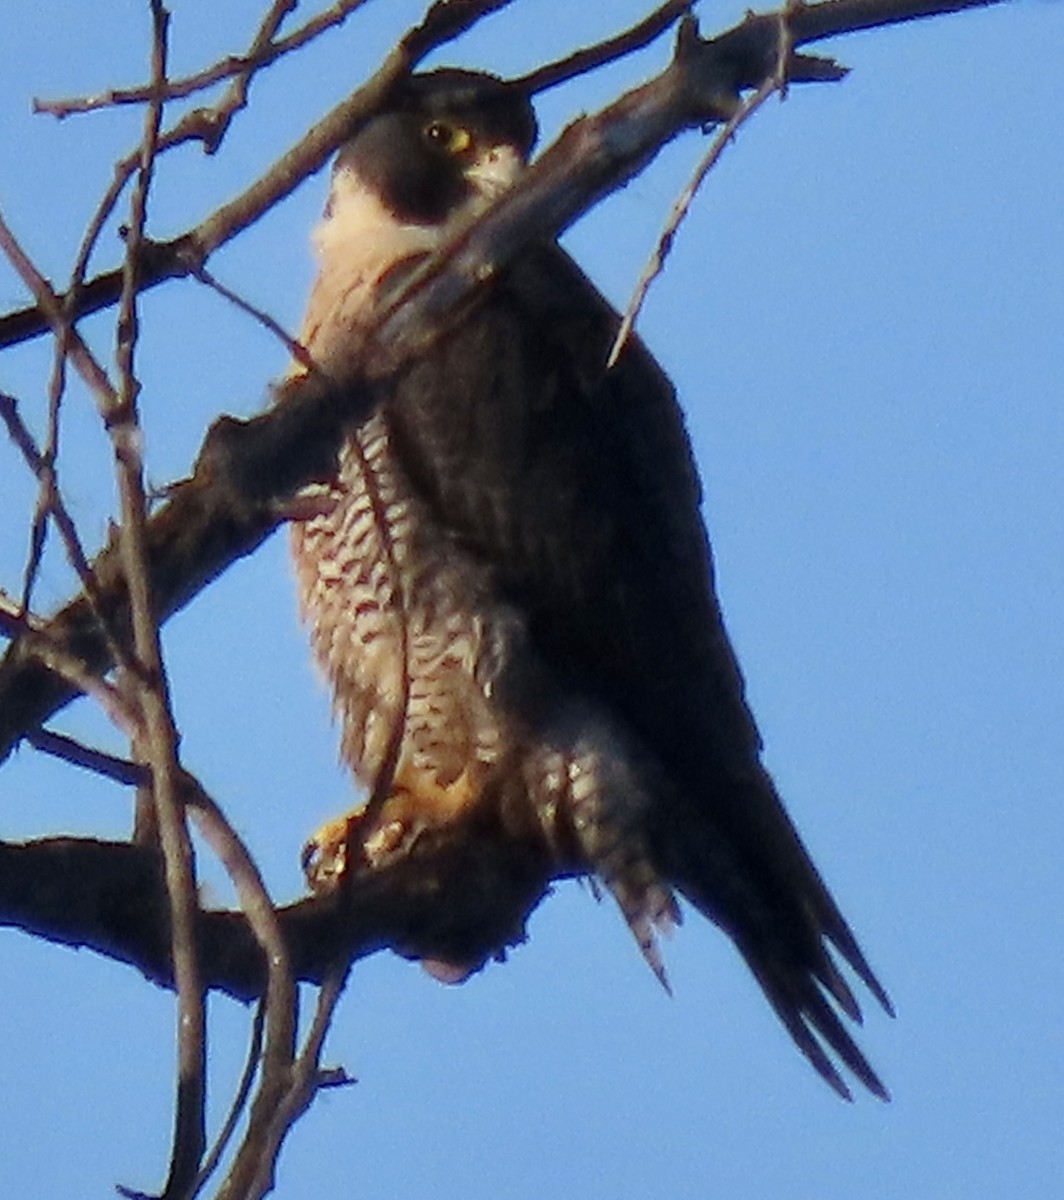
left=384, top=242, right=890, bottom=1094
left=388, top=245, right=758, bottom=766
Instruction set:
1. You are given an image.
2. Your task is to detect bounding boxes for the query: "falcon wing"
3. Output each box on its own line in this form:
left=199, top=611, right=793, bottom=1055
left=382, top=242, right=891, bottom=1098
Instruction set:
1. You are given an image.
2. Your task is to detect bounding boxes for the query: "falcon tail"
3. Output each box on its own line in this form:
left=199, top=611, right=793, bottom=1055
left=658, top=773, right=894, bottom=1102
left=530, top=707, right=890, bottom=1098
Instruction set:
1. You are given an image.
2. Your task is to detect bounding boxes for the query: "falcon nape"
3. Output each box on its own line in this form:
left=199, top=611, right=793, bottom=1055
left=284, top=68, right=891, bottom=1102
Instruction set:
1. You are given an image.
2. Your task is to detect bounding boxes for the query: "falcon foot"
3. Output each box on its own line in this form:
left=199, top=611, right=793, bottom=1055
left=301, top=799, right=422, bottom=892
left=301, top=814, right=352, bottom=892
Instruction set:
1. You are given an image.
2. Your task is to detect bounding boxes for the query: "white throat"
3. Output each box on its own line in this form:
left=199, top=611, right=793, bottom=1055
left=312, top=167, right=448, bottom=284
left=292, top=147, right=524, bottom=376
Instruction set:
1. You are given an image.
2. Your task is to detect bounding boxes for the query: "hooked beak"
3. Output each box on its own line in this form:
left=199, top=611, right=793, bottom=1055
left=463, top=143, right=525, bottom=203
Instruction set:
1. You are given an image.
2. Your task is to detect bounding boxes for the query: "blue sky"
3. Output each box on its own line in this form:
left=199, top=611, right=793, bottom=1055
left=1, top=1, right=1062, bottom=1196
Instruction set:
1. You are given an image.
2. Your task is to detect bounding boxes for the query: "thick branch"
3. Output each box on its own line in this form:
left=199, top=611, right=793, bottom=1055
left=0, top=816, right=557, bottom=1002
left=0, top=371, right=346, bottom=759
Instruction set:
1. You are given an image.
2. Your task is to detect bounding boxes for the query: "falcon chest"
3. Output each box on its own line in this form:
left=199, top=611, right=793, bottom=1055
left=290, top=174, right=505, bottom=820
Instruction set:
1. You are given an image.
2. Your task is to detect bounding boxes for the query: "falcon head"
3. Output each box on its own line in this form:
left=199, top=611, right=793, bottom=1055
left=315, top=70, right=538, bottom=270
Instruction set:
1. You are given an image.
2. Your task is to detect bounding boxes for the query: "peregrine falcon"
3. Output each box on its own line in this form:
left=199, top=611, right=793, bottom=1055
left=287, top=69, right=891, bottom=1100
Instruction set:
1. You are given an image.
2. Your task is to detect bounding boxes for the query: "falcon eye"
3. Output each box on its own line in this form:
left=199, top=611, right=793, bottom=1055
left=422, top=120, right=472, bottom=155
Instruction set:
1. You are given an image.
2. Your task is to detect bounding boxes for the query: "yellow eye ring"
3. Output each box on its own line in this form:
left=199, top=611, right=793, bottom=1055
left=423, top=120, right=472, bottom=155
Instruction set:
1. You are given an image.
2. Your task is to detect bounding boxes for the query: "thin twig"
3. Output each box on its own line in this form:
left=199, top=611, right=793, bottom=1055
left=192, top=266, right=316, bottom=372
left=344, top=433, right=411, bottom=830
left=26, top=701, right=299, bottom=1200
left=34, top=0, right=372, bottom=117
left=65, top=0, right=299, bottom=292
left=0, top=391, right=46, bottom=472
left=0, top=208, right=119, bottom=396
left=205, top=0, right=301, bottom=134
left=26, top=728, right=146, bottom=785
left=22, top=727, right=292, bottom=1032
left=26, top=632, right=141, bottom=732
left=0, top=391, right=107, bottom=621
left=19, top=412, right=51, bottom=615
left=218, top=963, right=352, bottom=1200
left=70, top=149, right=143, bottom=291
left=0, top=394, right=141, bottom=733
left=515, top=0, right=694, bottom=95
left=197, top=258, right=413, bottom=841
left=52, top=2, right=351, bottom=294
left=188, top=1002, right=267, bottom=1200
left=107, top=10, right=207, bottom=1197
left=0, top=219, right=135, bottom=675
left=607, top=72, right=782, bottom=368
left=32, top=324, right=73, bottom=603
left=606, top=1, right=804, bottom=361
left=180, top=773, right=297, bottom=1129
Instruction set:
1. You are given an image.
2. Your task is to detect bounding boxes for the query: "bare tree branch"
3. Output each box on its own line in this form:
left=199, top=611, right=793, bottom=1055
left=33, top=1, right=367, bottom=118
left=0, top=233, right=135, bottom=679
left=218, top=962, right=351, bottom=1200
left=61, top=3, right=381, bottom=301
left=106, top=10, right=209, bottom=1195
left=607, top=50, right=787, bottom=367
left=182, top=776, right=299, bottom=1199
left=514, top=0, right=695, bottom=93
left=25, top=727, right=144, bottom=783
left=188, top=1003, right=265, bottom=1200
left=0, top=819, right=558, bottom=1003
